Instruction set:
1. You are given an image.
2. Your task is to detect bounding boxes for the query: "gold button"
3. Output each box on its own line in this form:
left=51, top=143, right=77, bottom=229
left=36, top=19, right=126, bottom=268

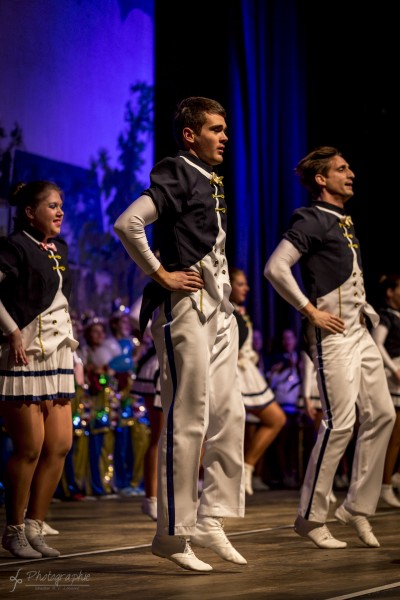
left=52, top=320, right=57, bottom=324
left=53, top=331, right=59, bottom=336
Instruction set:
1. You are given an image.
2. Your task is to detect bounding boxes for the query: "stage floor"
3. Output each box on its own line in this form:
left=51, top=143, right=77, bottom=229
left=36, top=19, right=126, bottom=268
left=0, top=490, right=399, bottom=600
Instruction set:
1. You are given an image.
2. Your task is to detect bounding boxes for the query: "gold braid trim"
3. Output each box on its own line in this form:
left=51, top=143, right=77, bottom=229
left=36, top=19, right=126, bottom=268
left=199, top=260, right=204, bottom=312
left=38, top=314, right=45, bottom=358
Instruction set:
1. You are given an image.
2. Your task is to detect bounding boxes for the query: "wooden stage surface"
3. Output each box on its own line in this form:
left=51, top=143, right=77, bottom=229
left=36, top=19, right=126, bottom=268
left=0, top=490, right=399, bottom=600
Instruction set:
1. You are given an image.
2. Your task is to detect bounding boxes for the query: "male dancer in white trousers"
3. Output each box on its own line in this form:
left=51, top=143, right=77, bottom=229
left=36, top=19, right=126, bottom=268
left=264, top=146, right=395, bottom=549
left=114, top=97, right=246, bottom=571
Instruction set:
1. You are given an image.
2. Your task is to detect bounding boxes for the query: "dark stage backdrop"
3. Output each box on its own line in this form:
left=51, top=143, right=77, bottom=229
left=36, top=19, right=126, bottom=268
left=0, top=0, right=155, bottom=320
left=1, top=1, right=396, bottom=351
left=299, top=1, right=399, bottom=312
left=154, top=0, right=399, bottom=353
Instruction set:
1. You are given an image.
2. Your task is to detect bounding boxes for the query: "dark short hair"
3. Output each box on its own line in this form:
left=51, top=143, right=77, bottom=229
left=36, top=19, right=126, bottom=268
left=295, top=146, right=341, bottom=198
left=229, top=266, right=246, bottom=282
left=172, top=96, right=226, bottom=148
left=83, top=318, right=106, bottom=344
left=378, top=274, right=400, bottom=302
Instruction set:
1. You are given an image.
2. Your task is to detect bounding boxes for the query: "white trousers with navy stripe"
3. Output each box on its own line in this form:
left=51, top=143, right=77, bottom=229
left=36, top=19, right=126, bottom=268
left=300, top=321, right=395, bottom=523
left=151, top=292, right=246, bottom=536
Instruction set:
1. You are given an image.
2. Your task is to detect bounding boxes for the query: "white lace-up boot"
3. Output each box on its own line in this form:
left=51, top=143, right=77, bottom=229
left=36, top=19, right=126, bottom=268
left=191, top=516, right=247, bottom=564
left=244, top=463, right=254, bottom=495
left=391, top=472, right=400, bottom=490
left=152, top=534, right=212, bottom=571
left=42, top=521, right=60, bottom=535
left=2, top=523, right=42, bottom=559
left=334, top=505, right=380, bottom=548
left=294, top=515, right=347, bottom=549
left=141, top=497, right=157, bottom=521
left=24, top=518, right=61, bottom=557
left=380, top=484, right=400, bottom=508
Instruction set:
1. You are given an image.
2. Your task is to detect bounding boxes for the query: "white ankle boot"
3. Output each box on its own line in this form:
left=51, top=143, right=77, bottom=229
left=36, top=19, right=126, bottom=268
left=244, top=463, right=254, bottom=495
left=25, top=518, right=60, bottom=557
left=294, top=515, right=347, bottom=549
left=334, top=505, right=380, bottom=548
left=2, top=523, right=42, bottom=559
left=391, top=472, right=400, bottom=490
left=141, top=497, right=157, bottom=521
left=42, top=521, right=60, bottom=535
left=152, top=534, right=212, bottom=572
left=191, top=516, right=247, bottom=564
left=380, top=484, right=400, bottom=508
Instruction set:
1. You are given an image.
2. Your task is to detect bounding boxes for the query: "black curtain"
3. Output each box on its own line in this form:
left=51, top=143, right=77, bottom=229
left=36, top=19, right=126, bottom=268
left=154, top=0, right=399, bottom=350
left=226, top=0, right=307, bottom=346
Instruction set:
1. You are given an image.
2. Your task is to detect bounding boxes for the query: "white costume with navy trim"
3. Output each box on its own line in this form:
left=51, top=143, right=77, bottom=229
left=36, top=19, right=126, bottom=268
left=114, top=151, right=245, bottom=536
left=265, top=201, right=395, bottom=523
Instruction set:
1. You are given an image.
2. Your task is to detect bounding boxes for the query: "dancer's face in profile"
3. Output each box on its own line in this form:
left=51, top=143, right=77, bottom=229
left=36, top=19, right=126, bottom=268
left=25, top=190, right=64, bottom=239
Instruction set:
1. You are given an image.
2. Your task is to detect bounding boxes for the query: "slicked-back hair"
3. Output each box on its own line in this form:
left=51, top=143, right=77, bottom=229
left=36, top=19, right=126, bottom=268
left=295, top=146, right=341, bottom=198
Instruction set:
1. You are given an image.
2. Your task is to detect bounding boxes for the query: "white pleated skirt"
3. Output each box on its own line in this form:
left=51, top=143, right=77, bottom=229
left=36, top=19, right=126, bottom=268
left=238, top=359, right=275, bottom=410
left=132, top=351, right=162, bottom=409
left=385, top=356, right=400, bottom=408
left=0, top=342, right=75, bottom=402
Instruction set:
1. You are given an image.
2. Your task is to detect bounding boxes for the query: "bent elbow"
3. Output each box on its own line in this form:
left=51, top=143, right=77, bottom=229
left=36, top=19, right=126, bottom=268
left=263, top=258, right=275, bottom=282
left=113, top=218, right=125, bottom=238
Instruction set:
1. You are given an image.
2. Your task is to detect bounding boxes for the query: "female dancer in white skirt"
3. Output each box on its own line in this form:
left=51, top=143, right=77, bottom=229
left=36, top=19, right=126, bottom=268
left=132, top=319, right=162, bottom=520
left=0, top=181, right=78, bottom=559
left=229, top=268, right=286, bottom=495
left=372, top=274, right=400, bottom=508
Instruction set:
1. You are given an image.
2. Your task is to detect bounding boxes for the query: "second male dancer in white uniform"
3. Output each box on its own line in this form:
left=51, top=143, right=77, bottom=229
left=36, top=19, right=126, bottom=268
left=264, top=146, right=395, bottom=549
